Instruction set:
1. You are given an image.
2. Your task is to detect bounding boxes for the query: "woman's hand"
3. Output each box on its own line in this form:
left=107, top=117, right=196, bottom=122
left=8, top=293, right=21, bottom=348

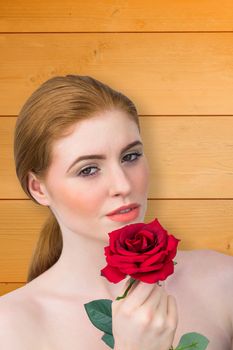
left=112, top=279, right=178, bottom=350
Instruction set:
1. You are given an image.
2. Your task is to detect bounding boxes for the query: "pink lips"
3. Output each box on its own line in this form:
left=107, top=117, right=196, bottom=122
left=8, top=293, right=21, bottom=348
left=107, top=203, right=139, bottom=216
left=107, top=205, right=140, bottom=223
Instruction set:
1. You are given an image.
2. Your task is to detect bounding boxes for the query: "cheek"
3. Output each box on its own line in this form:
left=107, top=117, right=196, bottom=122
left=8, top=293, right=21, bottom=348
left=56, top=181, right=104, bottom=216
left=135, top=160, right=150, bottom=193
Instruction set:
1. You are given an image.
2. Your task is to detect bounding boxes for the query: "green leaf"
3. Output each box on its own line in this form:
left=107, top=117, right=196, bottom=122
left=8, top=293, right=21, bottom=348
left=84, top=299, right=113, bottom=335
left=175, top=332, right=209, bottom=350
left=101, top=332, right=115, bottom=349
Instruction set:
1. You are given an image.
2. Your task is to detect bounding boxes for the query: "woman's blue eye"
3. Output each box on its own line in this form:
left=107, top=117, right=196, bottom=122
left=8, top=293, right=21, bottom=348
left=78, top=166, right=99, bottom=177
left=123, top=151, right=142, bottom=163
left=77, top=151, right=143, bottom=178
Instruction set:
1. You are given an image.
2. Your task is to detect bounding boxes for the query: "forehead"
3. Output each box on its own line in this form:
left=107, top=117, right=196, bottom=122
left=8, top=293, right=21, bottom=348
left=51, top=110, right=140, bottom=163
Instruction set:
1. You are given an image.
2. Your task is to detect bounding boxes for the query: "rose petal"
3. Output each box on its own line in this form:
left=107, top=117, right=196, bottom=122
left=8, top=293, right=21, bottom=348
left=106, top=253, right=146, bottom=265
left=140, top=250, right=167, bottom=267
left=166, top=235, right=180, bottom=258
left=158, top=261, right=174, bottom=280
left=119, top=262, right=164, bottom=274
left=100, top=265, right=126, bottom=283
left=129, top=261, right=174, bottom=283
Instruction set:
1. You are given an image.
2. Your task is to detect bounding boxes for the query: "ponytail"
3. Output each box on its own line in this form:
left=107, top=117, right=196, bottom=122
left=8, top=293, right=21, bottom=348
left=27, top=210, right=63, bottom=282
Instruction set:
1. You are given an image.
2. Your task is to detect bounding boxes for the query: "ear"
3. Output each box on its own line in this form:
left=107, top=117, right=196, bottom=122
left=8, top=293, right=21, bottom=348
left=27, top=171, right=51, bottom=206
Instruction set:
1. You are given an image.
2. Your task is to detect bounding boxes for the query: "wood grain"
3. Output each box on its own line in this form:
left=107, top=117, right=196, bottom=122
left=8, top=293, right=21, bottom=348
left=0, top=34, right=233, bottom=115
left=0, top=283, right=25, bottom=296
left=1, top=0, right=233, bottom=32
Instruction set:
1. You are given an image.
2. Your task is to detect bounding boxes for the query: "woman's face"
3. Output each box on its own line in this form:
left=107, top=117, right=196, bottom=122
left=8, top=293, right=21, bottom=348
left=40, top=109, right=150, bottom=242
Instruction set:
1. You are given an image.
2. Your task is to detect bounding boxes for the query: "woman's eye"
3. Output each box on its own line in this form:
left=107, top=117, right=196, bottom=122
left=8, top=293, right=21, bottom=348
left=123, top=151, right=143, bottom=163
left=78, top=166, right=99, bottom=177
left=77, top=152, right=143, bottom=178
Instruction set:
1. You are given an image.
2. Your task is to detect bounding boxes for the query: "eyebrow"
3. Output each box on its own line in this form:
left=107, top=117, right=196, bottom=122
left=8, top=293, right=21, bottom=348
left=66, top=140, right=143, bottom=173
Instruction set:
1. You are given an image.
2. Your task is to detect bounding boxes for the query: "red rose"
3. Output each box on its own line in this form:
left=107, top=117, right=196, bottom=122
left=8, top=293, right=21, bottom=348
left=101, top=218, right=180, bottom=284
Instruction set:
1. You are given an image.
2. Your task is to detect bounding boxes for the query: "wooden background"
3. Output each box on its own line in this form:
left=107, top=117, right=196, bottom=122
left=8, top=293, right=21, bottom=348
left=0, top=0, right=233, bottom=296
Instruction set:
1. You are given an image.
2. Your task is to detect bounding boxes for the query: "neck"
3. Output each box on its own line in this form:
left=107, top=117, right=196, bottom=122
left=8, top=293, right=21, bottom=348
left=31, top=226, right=127, bottom=301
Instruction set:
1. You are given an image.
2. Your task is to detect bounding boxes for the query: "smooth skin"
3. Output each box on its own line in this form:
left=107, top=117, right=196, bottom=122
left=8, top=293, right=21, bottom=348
left=112, top=280, right=178, bottom=350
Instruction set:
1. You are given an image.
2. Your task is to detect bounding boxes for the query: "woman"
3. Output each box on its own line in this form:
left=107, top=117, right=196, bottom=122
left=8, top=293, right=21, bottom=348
left=0, top=75, right=232, bottom=349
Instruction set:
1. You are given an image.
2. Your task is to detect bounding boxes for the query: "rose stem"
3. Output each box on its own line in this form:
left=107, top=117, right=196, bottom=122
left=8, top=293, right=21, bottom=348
left=115, top=277, right=137, bottom=300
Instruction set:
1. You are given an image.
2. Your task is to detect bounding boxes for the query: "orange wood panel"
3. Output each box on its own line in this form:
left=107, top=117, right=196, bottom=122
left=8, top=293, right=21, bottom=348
left=0, top=200, right=49, bottom=281
left=0, top=0, right=233, bottom=32
left=0, top=283, right=25, bottom=296
left=0, top=34, right=233, bottom=115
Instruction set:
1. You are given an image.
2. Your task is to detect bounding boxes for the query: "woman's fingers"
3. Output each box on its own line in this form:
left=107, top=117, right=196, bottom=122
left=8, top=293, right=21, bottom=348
left=120, top=281, right=161, bottom=314
left=131, top=282, right=177, bottom=333
left=112, top=278, right=174, bottom=331
left=135, top=281, right=164, bottom=310
left=135, top=285, right=167, bottom=327
left=111, top=279, right=178, bottom=350
left=143, top=285, right=178, bottom=332
left=166, top=295, right=178, bottom=330
left=150, top=293, right=168, bottom=331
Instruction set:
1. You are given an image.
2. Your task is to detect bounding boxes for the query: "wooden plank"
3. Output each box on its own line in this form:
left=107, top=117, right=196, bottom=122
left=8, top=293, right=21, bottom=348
left=0, top=0, right=233, bottom=32
left=140, top=116, right=233, bottom=198
left=0, top=33, right=233, bottom=115
left=1, top=116, right=233, bottom=198
left=0, top=283, right=25, bottom=296
left=0, top=117, right=19, bottom=197
left=0, top=199, right=233, bottom=282
left=0, top=200, right=48, bottom=281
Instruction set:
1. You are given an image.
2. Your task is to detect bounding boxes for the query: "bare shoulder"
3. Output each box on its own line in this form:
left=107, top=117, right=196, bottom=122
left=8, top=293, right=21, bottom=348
left=179, top=249, right=233, bottom=281
left=187, top=249, right=233, bottom=275
left=179, top=249, right=233, bottom=312
left=198, top=249, right=233, bottom=297
left=0, top=285, right=43, bottom=349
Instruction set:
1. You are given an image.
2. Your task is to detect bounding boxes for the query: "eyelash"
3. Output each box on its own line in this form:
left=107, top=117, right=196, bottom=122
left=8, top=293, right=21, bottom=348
left=77, top=151, right=143, bottom=178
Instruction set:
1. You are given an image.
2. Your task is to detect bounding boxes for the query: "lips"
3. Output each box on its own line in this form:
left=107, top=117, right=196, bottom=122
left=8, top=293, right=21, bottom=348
left=107, top=203, right=139, bottom=216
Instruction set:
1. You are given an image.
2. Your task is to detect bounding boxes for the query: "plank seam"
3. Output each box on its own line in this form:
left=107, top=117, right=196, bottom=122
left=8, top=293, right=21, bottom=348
left=1, top=115, right=233, bottom=118
left=1, top=31, right=233, bottom=34
left=0, top=198, right=233, bottom=201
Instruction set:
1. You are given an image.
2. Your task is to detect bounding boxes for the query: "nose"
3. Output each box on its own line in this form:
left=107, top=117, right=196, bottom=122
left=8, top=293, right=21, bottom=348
left=108, top=163, right=132, bottom=197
